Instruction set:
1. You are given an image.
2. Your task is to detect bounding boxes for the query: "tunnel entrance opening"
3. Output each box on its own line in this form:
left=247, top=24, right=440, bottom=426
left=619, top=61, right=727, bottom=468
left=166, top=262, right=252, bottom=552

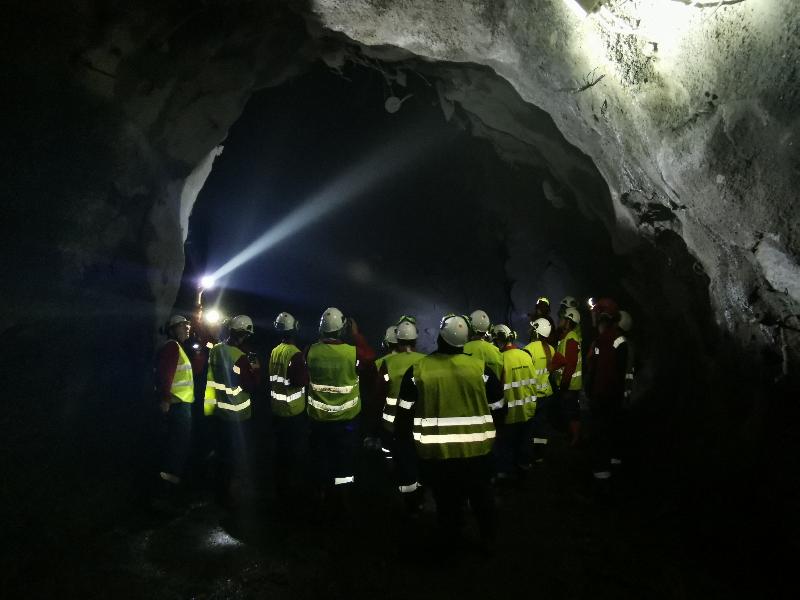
left=178, top=58, right=633, bottom=355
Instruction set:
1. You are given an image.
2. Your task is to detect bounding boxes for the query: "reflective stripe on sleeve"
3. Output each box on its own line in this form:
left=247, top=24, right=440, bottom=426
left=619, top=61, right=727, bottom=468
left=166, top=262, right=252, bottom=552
left=232, top=365, right=241, bottom=375
left=334, top=476, right=355, bottom=485
left=270, top=374, right=288, bottom=385
left=533, top=437, right=548, bottom=445
left=613, top=336, right=627, bottom=348
left=308, top=397, right=359, bottom=413
left=384, top=397, right=398, bottom=406
left=398, top=482, right=420, bottom=493
left=398, top=399, right=415, bottom=410
left=382, top=413, right=395, bottom=423
left=489, top=399, right=505, bottom=410
left=506, top=396, right=536, bottom=408
left=383, top=373, right=390, bottom=382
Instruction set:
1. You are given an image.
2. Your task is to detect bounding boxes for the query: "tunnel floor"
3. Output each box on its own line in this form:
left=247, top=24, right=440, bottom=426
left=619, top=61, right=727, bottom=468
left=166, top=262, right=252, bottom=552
left=10, top=429, right=739, bottom=600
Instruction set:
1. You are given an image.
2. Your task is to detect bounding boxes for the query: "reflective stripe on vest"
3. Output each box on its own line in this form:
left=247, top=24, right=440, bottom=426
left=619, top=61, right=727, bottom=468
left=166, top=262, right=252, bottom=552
left=556, top=330, right=583, bottom=391
left=307, top=342, right=360, bottom=421
left=411, top=354, right=495, bottom=460
left=206, top=343, right=252, bottom=421
left=167, top=342, right=195, bottom=404
left=268, top=343, right=305, bottom=417
left=500, top=347, right=537, bottom=424
left=381, top=350, right=425, bottom=433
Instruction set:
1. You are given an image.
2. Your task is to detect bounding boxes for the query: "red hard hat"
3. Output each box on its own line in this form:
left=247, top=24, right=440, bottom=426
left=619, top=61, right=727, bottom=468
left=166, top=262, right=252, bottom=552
left=592, top=297, right=619, bottom=318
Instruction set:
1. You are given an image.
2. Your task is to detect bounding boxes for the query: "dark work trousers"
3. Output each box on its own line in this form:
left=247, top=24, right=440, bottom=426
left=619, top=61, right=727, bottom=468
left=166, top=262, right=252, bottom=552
left=394, top=434, right=422, bottom=509
left=420, top=455, right=495, bottom=543
left=530, top=396, right=553, bottom=460
left=215, top=417, right=252, bottom=497
left=273, top=412, right=306, bottom=498
left=162, top=403, right=193, bottom=480
left=589, top=397, right=622, bottom=476
left=309, top=418, right=358, bottom=488
left=560, top=390, right=581, bottom=424
left=494, top=420, right=533, bottom=475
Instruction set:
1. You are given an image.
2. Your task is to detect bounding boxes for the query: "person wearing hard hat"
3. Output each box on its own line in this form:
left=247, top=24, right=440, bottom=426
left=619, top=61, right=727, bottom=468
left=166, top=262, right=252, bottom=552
left=394, top=314, right=505, bottom=551
left=555, top=307, right=584, bottom=447
left=524, top=318, right=567, bottom=463
left=298, top=307, right=375, bottom=508
left=611, top=309, right=635, bottom=470
left=268, top=312, right=306, bottom=503
left=584, top=298, right=629, bottom=490
left=559, top=295, right=583, bottom=340
left=464, top=309, right=503, bottom=381
left=204, top=315, right=261, bottom=508
left=528, top=296, right=558, bottom=347
left=152, top=315, right=195, bottom=511
left=377, top=316, right=426, bottom=511
left=491, top=324, right=538, bottom=482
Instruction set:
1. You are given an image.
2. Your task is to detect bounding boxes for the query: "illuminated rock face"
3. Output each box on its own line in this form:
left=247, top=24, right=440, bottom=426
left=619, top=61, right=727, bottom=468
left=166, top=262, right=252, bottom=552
left=311, top=0, right=800, bottom=368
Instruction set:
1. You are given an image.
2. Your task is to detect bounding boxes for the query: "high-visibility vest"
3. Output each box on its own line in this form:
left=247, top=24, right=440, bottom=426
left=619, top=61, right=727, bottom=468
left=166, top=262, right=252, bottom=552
left=306, top=342, right=360, bottom=422
left=500, top=347, right=537, bottom=424
left=205, top=343, right=252, bottom=421
left=463, top=339, right=503, bottom=381
left=381, top=350, right=425, bottom=433
left=410, top=353, right=495, bottom=460
left=555, top=330, right=583, bottom=391
left=524, top=340, right=554, bottom=398
left=375, top=351, right=395, bottom=373
left=268, top=343, right=305, bottom=417
left=165, top=341, right=194, bottom=404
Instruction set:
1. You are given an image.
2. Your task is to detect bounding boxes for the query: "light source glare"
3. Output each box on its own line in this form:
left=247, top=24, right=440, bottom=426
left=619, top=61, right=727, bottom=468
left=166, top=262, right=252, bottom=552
left=208, top=132, right=436, bottom=281
left=200, top=275, right=216, bottom=289
left=205, top=309, right=222, bottom=325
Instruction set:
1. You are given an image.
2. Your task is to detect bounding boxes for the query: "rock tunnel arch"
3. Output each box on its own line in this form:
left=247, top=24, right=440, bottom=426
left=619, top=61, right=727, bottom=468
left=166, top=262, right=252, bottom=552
left=2, top=0, right=798, bottom=589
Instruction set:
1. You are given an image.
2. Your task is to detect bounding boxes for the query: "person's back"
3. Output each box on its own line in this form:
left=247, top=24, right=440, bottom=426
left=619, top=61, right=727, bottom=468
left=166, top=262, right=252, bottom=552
left=463, top=338, right=503, bottom=381
left=307, top=340, right=360, bottom=421
left=381, top=349, right=425, bottom=432
left=269, top=341, right=305, bottom=416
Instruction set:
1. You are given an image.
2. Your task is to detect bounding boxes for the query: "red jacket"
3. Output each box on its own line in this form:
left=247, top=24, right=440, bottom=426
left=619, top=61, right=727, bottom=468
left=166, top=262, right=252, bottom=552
left=155, top=340, right=180, bottom=403
left=584, top=326, right=628, bottom=403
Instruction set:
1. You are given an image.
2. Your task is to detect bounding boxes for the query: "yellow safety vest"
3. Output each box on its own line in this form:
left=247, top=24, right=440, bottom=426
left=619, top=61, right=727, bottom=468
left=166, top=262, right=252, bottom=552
left=555, top=330, right=583, bottom=391
left=409, top=353, right=495, bottom=460
left=500, top=347, right=537, bottom=424
left=269, top=343, right=305, bottom=417
left=306, top=342, right=360, bottom=422
left=381, top=350, right=425, bottom=433
left=166, top=341, right=194, bottom=404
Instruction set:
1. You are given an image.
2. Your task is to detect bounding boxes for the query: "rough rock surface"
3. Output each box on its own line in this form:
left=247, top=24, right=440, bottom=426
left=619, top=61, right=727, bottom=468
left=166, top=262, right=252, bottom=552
left=310, top=0, right=800, bottom=368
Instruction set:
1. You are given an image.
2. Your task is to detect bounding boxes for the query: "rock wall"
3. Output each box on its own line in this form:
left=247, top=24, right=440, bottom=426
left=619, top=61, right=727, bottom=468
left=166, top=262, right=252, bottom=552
left=310, top=0, right=800, bottom=372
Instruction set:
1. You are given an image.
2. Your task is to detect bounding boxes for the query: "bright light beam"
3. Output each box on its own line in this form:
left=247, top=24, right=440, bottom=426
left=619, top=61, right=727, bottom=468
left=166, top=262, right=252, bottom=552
left=209, top=134, right=433, bottom=281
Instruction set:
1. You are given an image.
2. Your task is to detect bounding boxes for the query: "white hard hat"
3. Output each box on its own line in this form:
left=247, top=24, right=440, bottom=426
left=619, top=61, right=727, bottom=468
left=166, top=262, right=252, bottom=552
left=320, top=307, right=345, bottom=334
left=469, top=309, right=491, bottom=333
left=230, top=315, right=254, bottom=334
left=384, top=326, right=398, bottom=344
left=274, top=311, right=298, bottom=332
left=560, top=296, right=578, bottom=309
left=167, top=314, right=189, bottom=329
left=396, top=320, right=418, bottom=341
left=563, top=307, right=581, bottom=324
left=618, top=310, right=633, bottom=332
left=491, top=324, right=514, bottom=341
left=440, top=314, right=470, bottom=347
left=530, top=317, right=552, bottom=339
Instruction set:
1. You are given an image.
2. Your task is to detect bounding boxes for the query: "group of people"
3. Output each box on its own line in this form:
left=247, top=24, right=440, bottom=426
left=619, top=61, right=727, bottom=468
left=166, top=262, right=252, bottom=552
left=153, top=295, right=636, bottom=547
